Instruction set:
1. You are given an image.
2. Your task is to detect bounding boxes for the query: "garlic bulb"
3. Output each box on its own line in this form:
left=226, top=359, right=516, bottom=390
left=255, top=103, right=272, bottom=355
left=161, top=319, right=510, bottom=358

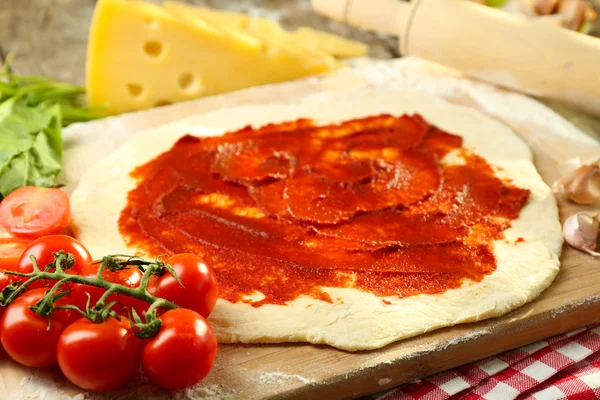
left=553, top=159, right=600, bottom=205
left=519, top=0, right=559, bottom=15
left=563, top=212, right=600, bottom=256
left=559, top=0, right=598, bottom=31
left=519, top=0, right=598, bottom=31
left=556, top=157, right=584, bottom=176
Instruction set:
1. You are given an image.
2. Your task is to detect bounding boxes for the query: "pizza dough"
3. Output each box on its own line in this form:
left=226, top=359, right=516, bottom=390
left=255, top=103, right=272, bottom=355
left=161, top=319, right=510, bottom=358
left=70, top=88, right=562, bottom=351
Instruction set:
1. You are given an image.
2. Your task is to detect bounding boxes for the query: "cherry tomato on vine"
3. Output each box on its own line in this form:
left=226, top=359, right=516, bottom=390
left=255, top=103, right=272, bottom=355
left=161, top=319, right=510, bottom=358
left=0, top=186, right=70, bottom=239
left=16, top=235, right=92, bottom=288
left=57, top=316, right=143, bottom=391
left=142, top=308, right=218, bottom=390
left=0, top=237, right=32, bottom=271
left=148, top=253, right=218, bottom=318
left=71, top=262, right=152, bottom=316
left=0, top=288, right=79, bottom=367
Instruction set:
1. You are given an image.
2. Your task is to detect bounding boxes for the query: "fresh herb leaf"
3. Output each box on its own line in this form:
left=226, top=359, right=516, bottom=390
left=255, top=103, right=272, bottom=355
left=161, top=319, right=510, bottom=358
left=0, top=58, right=101, bottom=198
left=0, top=102, right=62, bottom=196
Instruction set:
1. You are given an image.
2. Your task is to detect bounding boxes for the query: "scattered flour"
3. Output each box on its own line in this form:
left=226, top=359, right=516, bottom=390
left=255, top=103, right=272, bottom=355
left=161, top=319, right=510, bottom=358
left=257, top=372, right=315, bottom=386
left=2, top=372, right=235, bottom=400
left=377, top=378, right=392, bottom=386
left=549, top=296, right=600, bottom=319
left=425, top=328, right=493, bottom=353
left=180, top=385, right=236, bottom=400
left=6, top=375, right=82, bottom=400
left=353, top=328, right=493, bottom=374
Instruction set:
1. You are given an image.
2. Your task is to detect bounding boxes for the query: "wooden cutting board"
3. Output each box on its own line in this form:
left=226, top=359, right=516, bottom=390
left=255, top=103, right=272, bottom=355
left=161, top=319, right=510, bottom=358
left=1, top=58, right=599, bottom=400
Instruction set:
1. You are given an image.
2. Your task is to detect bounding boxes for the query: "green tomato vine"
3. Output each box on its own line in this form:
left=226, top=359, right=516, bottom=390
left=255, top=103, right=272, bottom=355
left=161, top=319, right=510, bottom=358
left=0, top=251, right=181, bottom=339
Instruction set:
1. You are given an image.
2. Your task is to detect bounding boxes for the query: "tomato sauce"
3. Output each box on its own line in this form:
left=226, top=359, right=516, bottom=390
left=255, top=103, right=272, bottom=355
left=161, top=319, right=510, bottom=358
left=119, top=115, right=529, bottom=306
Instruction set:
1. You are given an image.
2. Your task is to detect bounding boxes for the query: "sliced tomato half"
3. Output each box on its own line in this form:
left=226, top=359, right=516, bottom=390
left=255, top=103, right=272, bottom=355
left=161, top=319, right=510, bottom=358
left=0, top=186, right=70, bottom=239
left=0, top=238, right=32, bottom=271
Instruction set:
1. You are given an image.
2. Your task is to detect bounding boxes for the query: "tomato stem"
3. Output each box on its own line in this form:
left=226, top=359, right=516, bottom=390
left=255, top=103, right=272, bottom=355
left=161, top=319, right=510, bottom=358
left=146, top=298, right=167, bottom=317
left=94, top=286, right=117, bottom=310
left=5, top=268, right=178, bottom=311
left=2, top=253, right=183, bottom=338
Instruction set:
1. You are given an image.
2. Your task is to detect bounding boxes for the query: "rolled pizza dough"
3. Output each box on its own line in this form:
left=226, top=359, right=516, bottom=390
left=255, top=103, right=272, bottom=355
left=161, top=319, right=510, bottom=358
left=70, top=88, right=562, bottom=351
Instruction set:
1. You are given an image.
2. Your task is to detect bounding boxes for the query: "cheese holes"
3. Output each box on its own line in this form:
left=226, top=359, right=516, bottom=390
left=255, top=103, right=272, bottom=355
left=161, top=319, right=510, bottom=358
left=155, top=99, right=172, bottom=107
left=178, top=72, right=202, bottom=94
left=178, top=73, right=194, bottom=89
left=260, top=43, right=277, bottom=58
left=143, top=40, right=163, bottom=58
left=126, top=83, right=143, bottom=98
left=144, top=17, right=159, bottom=29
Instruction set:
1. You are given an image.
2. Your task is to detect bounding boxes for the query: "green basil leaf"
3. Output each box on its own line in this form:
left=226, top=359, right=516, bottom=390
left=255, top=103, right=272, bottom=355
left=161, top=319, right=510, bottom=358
left=0, top=98, right=55, bottom=171
left=0, top=60, right=101, bottom=198
left=0, top=103, right=63, bottom=197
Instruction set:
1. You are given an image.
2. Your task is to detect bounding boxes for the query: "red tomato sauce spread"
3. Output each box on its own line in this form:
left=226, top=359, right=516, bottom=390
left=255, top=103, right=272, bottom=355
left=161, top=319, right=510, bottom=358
left=119, top=115, right=530, bottom=306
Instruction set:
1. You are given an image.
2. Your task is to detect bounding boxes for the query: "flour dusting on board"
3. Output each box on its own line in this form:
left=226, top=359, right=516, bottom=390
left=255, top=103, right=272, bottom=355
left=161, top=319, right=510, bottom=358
left=428, top=328, right=493, bottom=353
left=331, top=328, right=493, bottom=384
left=258, top=372, right=315, bottom=385
left=366, top=328, right=492, bottom=368
left=550, top=296, right=600, bottom=319
left=4, top=372, right=235, bottom=400
left=7, top=375, right=82, bottom=400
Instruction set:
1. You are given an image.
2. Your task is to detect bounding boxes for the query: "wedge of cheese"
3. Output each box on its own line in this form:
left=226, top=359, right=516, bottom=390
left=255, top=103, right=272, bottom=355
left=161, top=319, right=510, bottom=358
left=86, top=0, right=338, bottom=114
left=163, top=1, right=275, bottom=32
left=163, top=1, right=368, bottom=58
left=291, top=28, right=368, bottom=58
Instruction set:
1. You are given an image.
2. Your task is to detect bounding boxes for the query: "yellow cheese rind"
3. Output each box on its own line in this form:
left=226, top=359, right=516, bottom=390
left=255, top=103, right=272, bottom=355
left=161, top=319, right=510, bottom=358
left=86, top=0, right=337, bottom=115
left=163, top=1, right=368, bottom=58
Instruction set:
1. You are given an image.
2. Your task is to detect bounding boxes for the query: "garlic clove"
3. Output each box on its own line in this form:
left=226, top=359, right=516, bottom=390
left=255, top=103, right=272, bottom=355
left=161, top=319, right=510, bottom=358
left=519, top=0, right=559, bottom=15
left=563, top=212, right=600, bottom=256
left=584, top=5, right=598, bottom=22
left=559, top=0, right=598, bottom=31
left=553, top=160, right=600, bottom=205
left=556, top=157, right=583, bottom=176
left=534, top=0, right=559, bottom=14
left=519, top=0, right=538, bottom=16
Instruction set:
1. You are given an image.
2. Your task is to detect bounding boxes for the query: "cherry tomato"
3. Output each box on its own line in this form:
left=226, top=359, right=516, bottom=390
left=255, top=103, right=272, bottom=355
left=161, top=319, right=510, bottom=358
left=0, top=288, right=79, bottom=367
left=0, top=237, right=32, bottom=271
left=57, top=317, right=143, bottom=391
left=149, top=254, right=218, bottom=318
left=17, top=235, right=92, bottom=288
left=0, top=186, right=70, bottom=239
left=142, top=308, right=217, bottom=390
left=71, top=262, right=151, bottom=316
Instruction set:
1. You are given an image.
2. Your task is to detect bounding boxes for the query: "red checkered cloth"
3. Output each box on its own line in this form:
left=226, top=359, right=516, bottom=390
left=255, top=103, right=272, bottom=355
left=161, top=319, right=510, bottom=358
left=367, top=325, right=600, bottom=400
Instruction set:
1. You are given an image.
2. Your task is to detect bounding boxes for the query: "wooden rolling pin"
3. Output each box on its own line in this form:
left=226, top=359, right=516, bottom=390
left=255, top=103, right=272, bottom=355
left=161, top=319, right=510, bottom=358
left=312, top=0, right=600, bottom=116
